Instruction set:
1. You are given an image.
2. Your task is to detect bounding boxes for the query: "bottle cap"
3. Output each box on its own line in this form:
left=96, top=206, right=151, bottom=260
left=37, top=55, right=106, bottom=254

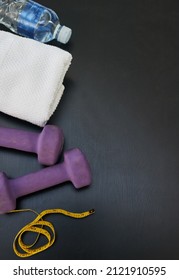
left=57, top=26, right=72, bottom=44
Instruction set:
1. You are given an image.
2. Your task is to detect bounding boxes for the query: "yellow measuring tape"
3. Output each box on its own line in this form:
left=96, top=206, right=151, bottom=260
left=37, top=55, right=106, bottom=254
left=8, top=208, right=95, bottom=258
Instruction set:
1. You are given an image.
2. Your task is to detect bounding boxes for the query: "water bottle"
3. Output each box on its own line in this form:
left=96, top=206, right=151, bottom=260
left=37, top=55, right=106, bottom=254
left=0, top=0, right=72, bottom=43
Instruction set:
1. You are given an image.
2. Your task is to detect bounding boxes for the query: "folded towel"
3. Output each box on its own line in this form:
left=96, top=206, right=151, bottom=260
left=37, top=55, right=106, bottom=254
left=0, top=31, right=72, bottom=126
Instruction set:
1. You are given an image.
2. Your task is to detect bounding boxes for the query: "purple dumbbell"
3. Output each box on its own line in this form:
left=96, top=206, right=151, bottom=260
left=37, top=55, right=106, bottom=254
left=0, top=148, right=92, bottom=213
left=0, top=125, right=64, bottom=165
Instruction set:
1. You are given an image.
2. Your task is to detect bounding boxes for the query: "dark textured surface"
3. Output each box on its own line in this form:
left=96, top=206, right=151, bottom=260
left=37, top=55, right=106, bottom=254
left=0, top=0, right=179, bottom=260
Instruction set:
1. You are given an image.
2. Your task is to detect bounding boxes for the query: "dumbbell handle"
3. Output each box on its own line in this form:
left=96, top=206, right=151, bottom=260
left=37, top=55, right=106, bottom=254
left=10, top=162, right=68, bottom=198
left=0, top=127, right=39, bottom=153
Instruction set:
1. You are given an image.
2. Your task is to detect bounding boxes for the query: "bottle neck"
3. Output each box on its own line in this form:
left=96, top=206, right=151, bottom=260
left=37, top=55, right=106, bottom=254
left=54, top=23, right=62, bottom=41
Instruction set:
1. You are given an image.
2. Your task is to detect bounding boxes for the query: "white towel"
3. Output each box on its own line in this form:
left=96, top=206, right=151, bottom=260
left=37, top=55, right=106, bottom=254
left=0, top=31, right=72, bottom=126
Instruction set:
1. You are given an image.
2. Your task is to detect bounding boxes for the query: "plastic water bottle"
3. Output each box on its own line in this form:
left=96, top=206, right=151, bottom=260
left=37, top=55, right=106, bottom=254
left=0, top=0, right=72, bottom=43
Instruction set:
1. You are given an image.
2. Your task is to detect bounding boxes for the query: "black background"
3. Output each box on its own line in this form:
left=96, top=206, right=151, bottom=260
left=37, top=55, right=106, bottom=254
left=0, top=0, right=179, bottom=260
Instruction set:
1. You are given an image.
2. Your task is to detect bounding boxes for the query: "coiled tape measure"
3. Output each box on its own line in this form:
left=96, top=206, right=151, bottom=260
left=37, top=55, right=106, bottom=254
left=8, top=208, right=95, bottom=258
